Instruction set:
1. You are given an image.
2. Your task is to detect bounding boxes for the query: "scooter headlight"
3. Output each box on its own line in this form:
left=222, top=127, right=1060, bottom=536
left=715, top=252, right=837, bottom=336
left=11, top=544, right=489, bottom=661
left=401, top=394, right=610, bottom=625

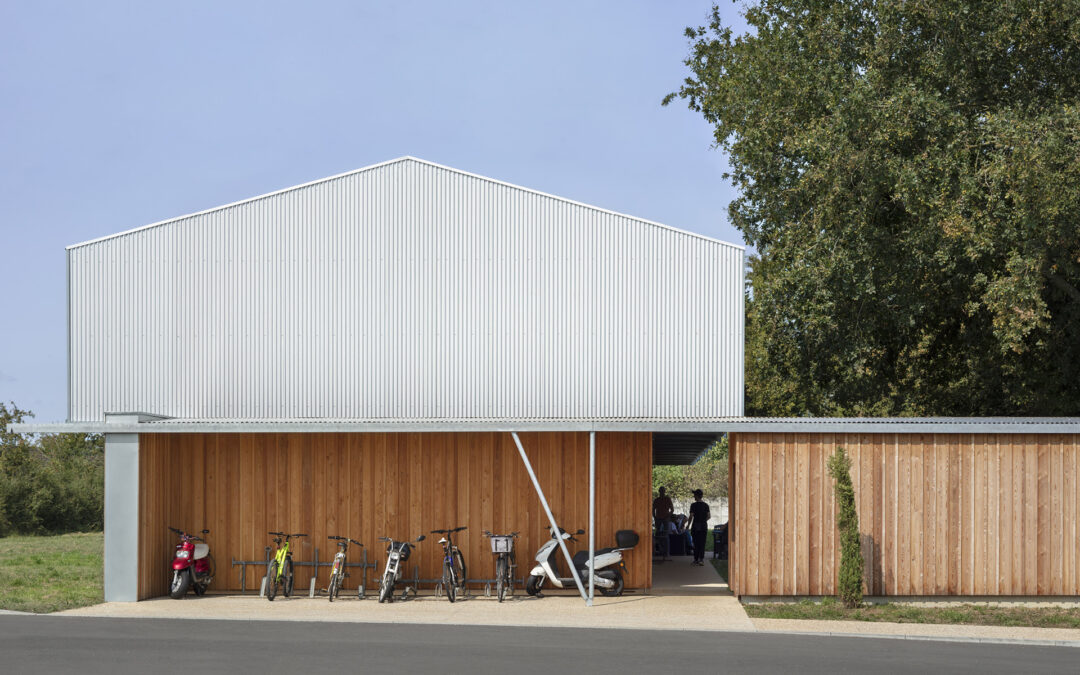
left=175, top=550, right=191, bottom=559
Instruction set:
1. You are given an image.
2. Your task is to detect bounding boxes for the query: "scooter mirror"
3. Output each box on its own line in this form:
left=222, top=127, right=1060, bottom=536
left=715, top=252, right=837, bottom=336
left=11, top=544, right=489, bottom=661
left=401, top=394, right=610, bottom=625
left=202, top=529, right=210, bottom=534
left=417, top=534, right=426, bottom=541
left=576, top=529, right=585, bottom=535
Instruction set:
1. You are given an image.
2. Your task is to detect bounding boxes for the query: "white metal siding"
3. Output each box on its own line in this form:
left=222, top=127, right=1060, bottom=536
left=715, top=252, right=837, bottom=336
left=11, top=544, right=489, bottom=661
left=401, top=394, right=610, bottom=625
left=68, top=158, right=744, bottom=421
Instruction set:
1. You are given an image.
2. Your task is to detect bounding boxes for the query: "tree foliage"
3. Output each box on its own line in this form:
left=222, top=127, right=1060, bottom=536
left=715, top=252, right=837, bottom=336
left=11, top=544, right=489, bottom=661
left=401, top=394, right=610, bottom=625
left=0, top=402, right=104, bottom=536
left=652, top=436, right=729, bottom=502
left=827, top=446, right=863, bottom=607
left=667, top=1, right=1080, bottom=415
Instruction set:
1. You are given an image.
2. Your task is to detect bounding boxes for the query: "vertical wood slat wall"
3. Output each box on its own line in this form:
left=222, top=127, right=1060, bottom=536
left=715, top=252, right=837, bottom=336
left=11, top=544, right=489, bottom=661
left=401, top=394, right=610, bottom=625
left=138, top=432, right=652, bottom=600
left=729, top=432, right=1080, bottom=597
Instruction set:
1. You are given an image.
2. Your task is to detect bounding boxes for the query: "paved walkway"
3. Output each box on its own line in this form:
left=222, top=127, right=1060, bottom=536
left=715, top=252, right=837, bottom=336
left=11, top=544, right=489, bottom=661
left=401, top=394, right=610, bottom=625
left=49, top=558, right=1080, bottom=646
left=59, top=555, right=754, bottom=632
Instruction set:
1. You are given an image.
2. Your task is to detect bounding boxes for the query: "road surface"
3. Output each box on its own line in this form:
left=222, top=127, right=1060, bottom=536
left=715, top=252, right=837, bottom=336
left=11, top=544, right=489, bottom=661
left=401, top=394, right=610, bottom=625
left=1, top=616, right=1074, bottom=674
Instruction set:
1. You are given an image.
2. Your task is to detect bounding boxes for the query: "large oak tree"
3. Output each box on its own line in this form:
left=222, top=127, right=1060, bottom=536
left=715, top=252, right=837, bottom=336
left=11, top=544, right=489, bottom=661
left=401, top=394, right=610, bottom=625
left=667, top=1, right=1080, bottom=416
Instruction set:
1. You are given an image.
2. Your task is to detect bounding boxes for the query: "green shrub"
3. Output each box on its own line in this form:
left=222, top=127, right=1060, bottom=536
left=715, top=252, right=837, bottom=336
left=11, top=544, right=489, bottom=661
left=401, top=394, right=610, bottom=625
left=0, top=402, right=103, bottom=535
left=827, top=446, right=863, bottom=608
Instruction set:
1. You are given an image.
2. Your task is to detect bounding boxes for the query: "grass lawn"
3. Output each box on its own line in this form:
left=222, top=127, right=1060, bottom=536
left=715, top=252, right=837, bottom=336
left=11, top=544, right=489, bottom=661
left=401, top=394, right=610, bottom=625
left=745, top=597, right=1080, bottom=629
left=0, top=532, right=103, bottom=613
left=709, top=557, right=728, bottom=582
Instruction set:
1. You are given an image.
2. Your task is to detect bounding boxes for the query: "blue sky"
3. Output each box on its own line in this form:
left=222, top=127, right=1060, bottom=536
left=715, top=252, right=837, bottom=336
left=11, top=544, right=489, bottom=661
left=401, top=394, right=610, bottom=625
left=0, top=1, right=746, bottom=422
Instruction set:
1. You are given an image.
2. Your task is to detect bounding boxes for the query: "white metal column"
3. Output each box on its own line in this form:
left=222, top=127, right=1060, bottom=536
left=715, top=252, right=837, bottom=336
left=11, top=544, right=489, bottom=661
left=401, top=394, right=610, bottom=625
left=588, top=431, right=595, bottom=605
left=511, top=432, right=589, bottom=602
left=104, top=432, right=139, bottom=602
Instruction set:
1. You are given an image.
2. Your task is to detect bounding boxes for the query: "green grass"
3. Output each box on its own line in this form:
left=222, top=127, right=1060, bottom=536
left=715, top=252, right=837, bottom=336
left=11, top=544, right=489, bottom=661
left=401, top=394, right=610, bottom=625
left=745, top=597, right=1080, bottom=629
left=0, top=532, right=103, bottom=613
left=701, top=527, right=729, bottom=582
left=709, top=557, right=728, bottom=582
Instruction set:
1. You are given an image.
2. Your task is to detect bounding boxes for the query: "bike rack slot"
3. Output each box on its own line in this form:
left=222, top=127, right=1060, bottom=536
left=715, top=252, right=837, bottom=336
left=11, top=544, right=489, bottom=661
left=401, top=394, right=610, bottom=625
left=230, top=546, right=377, bottom=597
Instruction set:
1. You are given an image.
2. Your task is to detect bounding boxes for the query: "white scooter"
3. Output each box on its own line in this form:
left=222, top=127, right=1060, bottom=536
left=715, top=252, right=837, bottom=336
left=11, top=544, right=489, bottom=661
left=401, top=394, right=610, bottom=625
left=525, top=527, right=639, bottom=597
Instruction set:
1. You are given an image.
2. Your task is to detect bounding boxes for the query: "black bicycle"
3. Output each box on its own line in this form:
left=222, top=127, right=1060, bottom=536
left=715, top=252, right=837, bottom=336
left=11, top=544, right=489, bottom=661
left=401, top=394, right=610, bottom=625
left=484, top=530, right=518, bottom=602
left=326, top=535, right=363, bottom=602
left=431, top=527, right=468, bottom=603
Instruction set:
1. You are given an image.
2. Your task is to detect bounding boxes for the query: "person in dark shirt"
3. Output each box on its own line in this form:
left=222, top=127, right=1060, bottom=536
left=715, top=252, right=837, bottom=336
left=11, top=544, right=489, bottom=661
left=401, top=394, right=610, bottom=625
left=653, top=486, right=675, bottom=561
left=686, top=489, right=710, bottom=566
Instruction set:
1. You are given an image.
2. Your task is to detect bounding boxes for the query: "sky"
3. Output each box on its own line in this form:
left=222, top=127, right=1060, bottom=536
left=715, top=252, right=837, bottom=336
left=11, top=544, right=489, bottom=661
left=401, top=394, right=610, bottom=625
left=0, top=1, right=747, bottom=423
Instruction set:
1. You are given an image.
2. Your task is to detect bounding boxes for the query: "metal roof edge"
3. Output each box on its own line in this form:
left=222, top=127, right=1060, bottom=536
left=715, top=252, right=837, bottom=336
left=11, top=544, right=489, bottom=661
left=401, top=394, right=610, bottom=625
left=10, top=417, right=1080, bottom=435
left=65, top=157, right=416, bottom=250
left=65, top=156, right=745, bottom=252
left=722, top=422, right=1080, bottom=434
left=403, top=157, right=746, bottom=252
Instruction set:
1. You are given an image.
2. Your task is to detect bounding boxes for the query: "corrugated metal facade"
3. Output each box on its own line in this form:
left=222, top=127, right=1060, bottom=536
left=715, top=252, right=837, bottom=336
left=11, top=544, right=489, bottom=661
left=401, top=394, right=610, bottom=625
left=68, top=157, right=744, bottom=422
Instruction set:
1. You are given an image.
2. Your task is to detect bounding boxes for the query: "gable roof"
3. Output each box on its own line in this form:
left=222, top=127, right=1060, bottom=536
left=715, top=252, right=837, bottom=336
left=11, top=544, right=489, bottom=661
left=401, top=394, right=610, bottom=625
left=67, top=156, right=743, bottom=251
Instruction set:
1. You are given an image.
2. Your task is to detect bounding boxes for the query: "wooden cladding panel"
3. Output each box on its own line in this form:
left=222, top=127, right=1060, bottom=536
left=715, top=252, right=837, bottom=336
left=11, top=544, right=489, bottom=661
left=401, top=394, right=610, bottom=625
left=137, top=432, right=652, bottom=599
left=729, top=433, right=1080, bottom=597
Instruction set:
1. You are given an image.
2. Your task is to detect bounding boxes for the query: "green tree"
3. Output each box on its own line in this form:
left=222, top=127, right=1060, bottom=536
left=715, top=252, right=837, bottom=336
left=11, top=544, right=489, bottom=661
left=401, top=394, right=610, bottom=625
left=666, top=1, right=1080, bottom=416
left=827, top=446, right=863, bottom=607
left=652, top=437, right=729, bottom=502
left=0, top=402, right=104, bottom=535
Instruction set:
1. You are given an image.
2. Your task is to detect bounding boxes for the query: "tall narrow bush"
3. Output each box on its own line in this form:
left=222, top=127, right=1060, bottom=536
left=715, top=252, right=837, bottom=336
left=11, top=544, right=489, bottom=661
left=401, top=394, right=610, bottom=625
left=827, top=446, right=863, bottom=607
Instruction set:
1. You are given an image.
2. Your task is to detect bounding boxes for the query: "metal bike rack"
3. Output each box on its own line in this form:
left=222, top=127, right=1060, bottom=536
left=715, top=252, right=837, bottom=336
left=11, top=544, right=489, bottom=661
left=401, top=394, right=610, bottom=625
left=409, top=572, right=526, bottom=598
left=229, top=546, right=274, bottom=595
left=291, top=547, right=378, bottom=598
left=230, top=546, right=377, bottom=597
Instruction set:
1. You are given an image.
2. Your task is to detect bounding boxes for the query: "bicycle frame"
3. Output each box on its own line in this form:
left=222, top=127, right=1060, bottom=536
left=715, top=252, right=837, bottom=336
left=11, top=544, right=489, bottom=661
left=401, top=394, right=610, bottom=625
left=268, top=532, right=306, bottom=581
left=484, top=530, right=518, bottom=600
left=331, top=545, right=346, bottom=577
left=273, top=540, right=291, bottom=580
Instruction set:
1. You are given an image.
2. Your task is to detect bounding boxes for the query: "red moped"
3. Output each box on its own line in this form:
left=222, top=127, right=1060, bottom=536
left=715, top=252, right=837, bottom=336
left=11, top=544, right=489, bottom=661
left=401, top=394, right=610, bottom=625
left=168, top=527, right=215, bottom=598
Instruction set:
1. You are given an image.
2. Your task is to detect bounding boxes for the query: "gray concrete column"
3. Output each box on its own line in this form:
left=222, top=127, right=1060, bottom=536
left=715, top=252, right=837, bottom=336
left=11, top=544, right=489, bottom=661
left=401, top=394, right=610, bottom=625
left=103, top=431, right=139, bottom=602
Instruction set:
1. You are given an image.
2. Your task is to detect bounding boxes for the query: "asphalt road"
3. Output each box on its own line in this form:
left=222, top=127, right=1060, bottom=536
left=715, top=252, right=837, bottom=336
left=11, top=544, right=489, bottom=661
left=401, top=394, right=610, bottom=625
left=1, top=616, right=1075, bottom=674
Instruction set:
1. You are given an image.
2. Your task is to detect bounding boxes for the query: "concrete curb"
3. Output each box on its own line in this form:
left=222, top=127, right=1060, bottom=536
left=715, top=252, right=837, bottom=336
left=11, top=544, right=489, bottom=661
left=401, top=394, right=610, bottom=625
left=43, top=611, right=1080, bottom=648
left=753, top=627, right=1080, bottom=649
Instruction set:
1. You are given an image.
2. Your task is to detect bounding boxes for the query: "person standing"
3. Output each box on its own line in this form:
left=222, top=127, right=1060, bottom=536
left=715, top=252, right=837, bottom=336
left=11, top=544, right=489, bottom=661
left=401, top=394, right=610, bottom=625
left=653, top=486, right=675, bottom=561
left=687, top=489, right=710, bottom=566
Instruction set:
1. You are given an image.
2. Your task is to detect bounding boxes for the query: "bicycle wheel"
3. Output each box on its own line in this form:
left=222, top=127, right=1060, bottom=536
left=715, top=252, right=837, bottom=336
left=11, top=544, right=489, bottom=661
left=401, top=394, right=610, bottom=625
left=453, top=549, right=467, bottom=596
left=283, top=557, right=294, bottom=597
left=266, top=561, right=279, bottom=601
left=507, top=551, right=515, bottom=598
left=328, top=573, right=338, bottom=602
left=444, top=561, right=457, bottom=603
left=496, top=557, right=507, bottom=603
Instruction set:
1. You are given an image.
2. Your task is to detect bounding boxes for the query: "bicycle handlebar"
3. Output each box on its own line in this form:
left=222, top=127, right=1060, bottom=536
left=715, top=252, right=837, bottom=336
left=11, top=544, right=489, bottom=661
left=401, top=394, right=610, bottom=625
left=483, top=530, right=519, bottom=538
left=431, top=526, right=468, bottom=534
left=268, top=531, right=306, bottom=539
left=327, top=535, right=364, bottom=546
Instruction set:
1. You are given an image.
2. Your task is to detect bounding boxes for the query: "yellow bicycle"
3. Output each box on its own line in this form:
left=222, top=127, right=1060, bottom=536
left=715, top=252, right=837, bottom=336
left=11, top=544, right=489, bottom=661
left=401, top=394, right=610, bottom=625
left=266, top=531, right=306, bottom=601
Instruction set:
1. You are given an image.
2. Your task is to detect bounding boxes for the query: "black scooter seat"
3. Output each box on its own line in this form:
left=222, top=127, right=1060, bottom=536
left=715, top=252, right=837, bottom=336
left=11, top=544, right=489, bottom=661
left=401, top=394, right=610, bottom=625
left=572, top=547, right=616, bottom=567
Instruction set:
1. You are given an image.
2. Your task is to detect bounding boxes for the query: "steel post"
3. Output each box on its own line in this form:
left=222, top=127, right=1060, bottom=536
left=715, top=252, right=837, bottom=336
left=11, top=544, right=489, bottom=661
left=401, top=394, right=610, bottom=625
left=511, top=432, right=588, bottom=602
left=588, top=431, right=595, bottom=605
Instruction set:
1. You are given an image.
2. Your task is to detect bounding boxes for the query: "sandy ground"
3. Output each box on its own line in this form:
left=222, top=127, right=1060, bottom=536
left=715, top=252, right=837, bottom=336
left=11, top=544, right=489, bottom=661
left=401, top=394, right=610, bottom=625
left=52, top=557, right=1080, bottom=645
left=58, top=555, right=753, bottom=632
